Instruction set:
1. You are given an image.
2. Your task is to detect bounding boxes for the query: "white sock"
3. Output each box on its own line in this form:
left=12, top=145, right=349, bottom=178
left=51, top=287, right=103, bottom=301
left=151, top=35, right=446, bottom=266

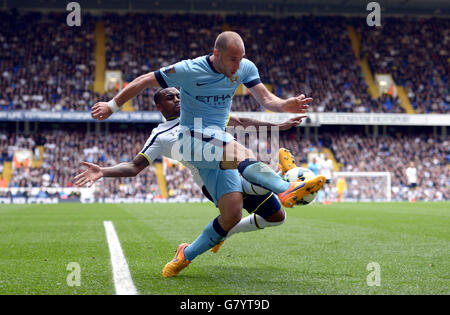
left=227, top=213, right=286, bottom=238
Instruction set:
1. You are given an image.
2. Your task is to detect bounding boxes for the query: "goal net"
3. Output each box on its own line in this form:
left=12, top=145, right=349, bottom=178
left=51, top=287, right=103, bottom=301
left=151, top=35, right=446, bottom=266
left=331, top=172, right=392, bottom=202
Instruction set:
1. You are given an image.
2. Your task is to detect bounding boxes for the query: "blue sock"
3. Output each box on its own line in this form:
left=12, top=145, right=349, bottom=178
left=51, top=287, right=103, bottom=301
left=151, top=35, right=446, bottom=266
left=184, top=217, right=227, bottom=261
left=238, top=159, right=290, bottom=194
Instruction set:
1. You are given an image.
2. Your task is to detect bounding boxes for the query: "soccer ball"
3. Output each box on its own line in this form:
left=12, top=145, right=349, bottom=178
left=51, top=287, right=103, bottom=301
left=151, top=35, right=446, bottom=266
left=283, top=167, right=317, bottom=205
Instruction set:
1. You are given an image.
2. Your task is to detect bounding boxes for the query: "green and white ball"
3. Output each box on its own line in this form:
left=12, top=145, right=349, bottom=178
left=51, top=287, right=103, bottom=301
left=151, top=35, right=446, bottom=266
left=283, top=167, right=317, bottom=205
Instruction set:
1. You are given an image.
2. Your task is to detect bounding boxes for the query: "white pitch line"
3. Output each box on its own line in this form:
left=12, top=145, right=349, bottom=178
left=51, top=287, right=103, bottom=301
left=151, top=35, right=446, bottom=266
left=103, top=221, right=138, bottom=295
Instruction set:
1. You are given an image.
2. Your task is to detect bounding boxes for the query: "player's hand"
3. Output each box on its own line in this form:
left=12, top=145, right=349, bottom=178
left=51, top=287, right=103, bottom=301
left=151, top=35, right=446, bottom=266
left=74, top=161, right=103, bottom=187
left=278, top=115, right=307, bottom=130
left=281, top=94, right=313, bottom=113
left=91, top=102, right=113, bottom=120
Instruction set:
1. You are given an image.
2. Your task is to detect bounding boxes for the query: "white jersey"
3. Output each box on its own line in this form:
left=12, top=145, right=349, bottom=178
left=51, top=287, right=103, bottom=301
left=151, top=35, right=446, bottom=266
left=406, top=167, right=417, bottom=184
left=320, top=159, right=333, bottom=180
left=139, top=118, right=204, bottom=187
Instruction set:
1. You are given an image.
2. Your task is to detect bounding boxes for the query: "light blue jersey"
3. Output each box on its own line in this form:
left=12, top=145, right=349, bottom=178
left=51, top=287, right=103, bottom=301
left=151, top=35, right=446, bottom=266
left=155, top=54, right=261, bottom=130
left=154, top=54, right=262, bottom=203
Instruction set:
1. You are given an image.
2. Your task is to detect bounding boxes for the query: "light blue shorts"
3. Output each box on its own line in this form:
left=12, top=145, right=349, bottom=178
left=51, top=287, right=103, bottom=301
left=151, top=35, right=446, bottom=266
left=199, top=168, right=243, bottom=205
left=176, top=126, right=240, bottom=204
left=177, top=126, right=235, bottom=170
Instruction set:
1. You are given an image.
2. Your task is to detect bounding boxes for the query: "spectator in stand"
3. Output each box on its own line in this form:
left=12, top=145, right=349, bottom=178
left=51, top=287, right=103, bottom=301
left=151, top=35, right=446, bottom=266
left=0, top=11, right=97, bottom=111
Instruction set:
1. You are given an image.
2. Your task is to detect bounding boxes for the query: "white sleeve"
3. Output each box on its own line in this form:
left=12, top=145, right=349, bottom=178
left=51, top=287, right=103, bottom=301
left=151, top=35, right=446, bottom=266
left=139, top=134, right=162, bottom=165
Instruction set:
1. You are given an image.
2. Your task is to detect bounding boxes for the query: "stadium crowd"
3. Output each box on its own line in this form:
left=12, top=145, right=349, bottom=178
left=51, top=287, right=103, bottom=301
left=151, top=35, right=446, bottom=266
left=0, top=11, right=104, bottom=112
left=357, top=17, right=449, bottom=114
left=104, top=13, right=404, bottom=113
left=329, top=131, right=449, bottom=201
left=1, top=129, right=165, bottom=201
left=280, top=129, right=449, bottom=201
left=1, top=11, right=447, bottom=113
left=164, top=162, right=205, bottom=201
left=1, top=128, right=448, bottom=202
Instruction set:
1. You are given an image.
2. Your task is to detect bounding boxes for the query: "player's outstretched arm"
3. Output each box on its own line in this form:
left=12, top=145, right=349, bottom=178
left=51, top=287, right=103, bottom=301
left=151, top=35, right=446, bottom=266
left=91, top=72, right=160, bottom=121
left=74, top=161, right=104, bottom=187
left=74, top=155, right=149, bottom=187
left=228, top=115, right=306, bottom=130
left=249, top=83, right=313, bottom=113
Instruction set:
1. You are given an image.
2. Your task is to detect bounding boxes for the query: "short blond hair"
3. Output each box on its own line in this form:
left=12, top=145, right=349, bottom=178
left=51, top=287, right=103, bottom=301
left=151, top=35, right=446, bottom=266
left=214, top=31, right=244, bottom=51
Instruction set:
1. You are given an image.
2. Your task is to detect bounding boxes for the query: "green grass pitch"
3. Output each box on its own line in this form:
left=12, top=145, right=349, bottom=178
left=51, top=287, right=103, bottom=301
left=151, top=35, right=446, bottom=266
left=0, top=202, right=448, bottom=295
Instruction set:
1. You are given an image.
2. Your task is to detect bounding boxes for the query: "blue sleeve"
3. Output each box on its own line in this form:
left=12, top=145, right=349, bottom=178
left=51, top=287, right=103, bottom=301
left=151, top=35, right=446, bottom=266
left=242, top=59, right=262, bottom=88
left=154, top=60, right=190, bottom=88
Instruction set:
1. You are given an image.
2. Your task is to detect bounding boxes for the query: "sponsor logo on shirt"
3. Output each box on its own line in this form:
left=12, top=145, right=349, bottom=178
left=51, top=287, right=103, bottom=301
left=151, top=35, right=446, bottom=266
left=164, top=66, right=176, bottom=75
left=195, top=95, right=232, bottom=103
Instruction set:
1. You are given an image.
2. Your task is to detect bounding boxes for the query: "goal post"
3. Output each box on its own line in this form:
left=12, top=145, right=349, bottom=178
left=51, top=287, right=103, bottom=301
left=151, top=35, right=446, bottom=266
left=332, top=171, right=392, bottom=202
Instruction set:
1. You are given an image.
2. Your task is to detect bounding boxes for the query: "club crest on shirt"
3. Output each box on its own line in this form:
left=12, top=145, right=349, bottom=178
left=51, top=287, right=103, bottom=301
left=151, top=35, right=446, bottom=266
left=164, top=66, right=176, bottom=75
left=230, top=75, right=238, bottom=84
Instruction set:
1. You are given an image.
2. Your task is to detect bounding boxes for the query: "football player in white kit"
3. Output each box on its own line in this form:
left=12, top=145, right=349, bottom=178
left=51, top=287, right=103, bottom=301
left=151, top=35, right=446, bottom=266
left=405, top=161, right=417, bottom=202
left=75, top=87, right=306, bottom=252
left=319, top=154, right=333, bottom=204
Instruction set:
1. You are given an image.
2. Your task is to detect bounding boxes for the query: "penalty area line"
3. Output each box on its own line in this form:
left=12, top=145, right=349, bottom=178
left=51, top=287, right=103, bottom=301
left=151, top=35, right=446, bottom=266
left=103, top=221, right=139, bottom=295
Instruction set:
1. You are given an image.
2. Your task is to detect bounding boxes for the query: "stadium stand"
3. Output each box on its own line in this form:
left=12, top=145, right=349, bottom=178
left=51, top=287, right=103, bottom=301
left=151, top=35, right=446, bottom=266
left=1, top=11, right=447, bottom=113
left=0, top=126, right=448, bottom=202
left=356, top=17, right=450, bottom=114
left=0, top=127, right=208, bottom=201
left=102, top=13, right=406, bottom=113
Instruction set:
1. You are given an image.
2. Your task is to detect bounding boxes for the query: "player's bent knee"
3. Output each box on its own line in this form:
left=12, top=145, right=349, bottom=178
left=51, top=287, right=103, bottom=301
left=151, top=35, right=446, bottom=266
left=223, top=141, right=256, bottom=166
left=226, top=210, right=243, bottom=226
left=219, top=211, right=242, bottom=231
left=264, top=208, right=286, bottom=223
left=275, top=209, right=287, bottom=223
left=237, top=147, right=256, bottom=164
left=217, top=191, right=244, bottom=230
left=220, top=159, right=239, bottom=170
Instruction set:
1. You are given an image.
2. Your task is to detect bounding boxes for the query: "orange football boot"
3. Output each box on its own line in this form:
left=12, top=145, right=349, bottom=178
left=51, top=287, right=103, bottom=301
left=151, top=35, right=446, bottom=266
left=278, top=176, right=326, bottom=208
left=162, top=243, right=191, bottom=278
left=211, top=240, right=225, bottom=253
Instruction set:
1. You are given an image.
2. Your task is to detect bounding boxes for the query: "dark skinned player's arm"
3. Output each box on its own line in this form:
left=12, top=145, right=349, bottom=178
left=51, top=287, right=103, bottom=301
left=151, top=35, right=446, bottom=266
left=101, top=154, right=150, bottom=177
left=74, top=154, right=150, bottom=187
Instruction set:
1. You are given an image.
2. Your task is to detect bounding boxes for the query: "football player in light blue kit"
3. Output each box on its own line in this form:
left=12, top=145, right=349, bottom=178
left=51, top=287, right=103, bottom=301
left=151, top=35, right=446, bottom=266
left=91, top=31, right=326, bottom=277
